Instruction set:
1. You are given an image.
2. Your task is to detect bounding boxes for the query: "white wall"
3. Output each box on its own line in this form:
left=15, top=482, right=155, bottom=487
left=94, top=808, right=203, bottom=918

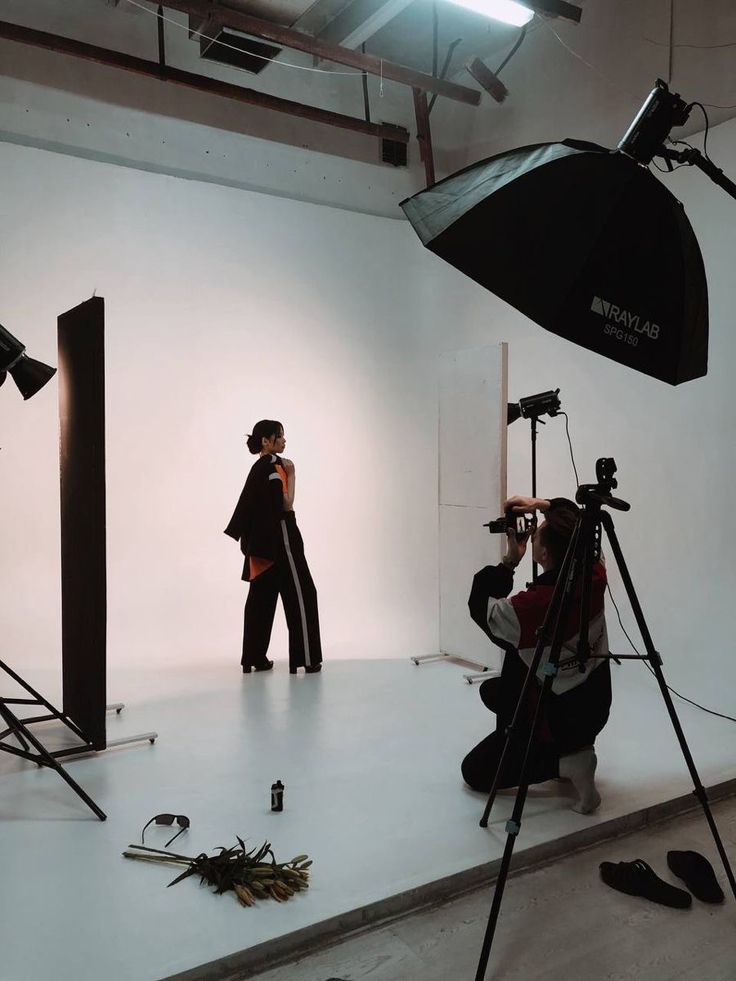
left=0, top=140, right=493, bottom=675
left=1, top=117, right=735, bottom=733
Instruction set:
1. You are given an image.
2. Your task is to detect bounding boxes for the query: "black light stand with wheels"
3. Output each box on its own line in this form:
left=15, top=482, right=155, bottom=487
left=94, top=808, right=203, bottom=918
left=475, top=458, right=736, bottom=981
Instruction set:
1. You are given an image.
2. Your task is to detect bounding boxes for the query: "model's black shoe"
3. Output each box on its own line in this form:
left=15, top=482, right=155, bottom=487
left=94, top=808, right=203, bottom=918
left=305, top=664, right=322, bottom=674
left=243, top=660, right=273, bottom=674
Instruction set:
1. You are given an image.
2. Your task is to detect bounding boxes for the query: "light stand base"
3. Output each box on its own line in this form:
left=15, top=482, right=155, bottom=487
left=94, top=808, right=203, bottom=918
left=0, top=659, right=158, bottom=821
left=410, top=652, right=491, bottom=674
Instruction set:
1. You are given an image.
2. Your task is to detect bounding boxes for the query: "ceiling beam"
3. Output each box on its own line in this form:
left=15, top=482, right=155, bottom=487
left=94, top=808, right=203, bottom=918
left=0, top=20, right=410, bottom=145
left=315, top=0, right=415, bottom=51
left=155, top=0, right=481, bottom=105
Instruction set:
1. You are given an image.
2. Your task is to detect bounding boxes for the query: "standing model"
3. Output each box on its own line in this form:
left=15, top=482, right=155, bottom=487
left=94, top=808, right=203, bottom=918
left=225, top=420, right=323, bottom=675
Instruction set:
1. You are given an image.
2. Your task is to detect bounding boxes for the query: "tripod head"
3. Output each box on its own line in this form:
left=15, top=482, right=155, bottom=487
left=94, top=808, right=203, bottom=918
left=575, top=457, right=631, bottom=512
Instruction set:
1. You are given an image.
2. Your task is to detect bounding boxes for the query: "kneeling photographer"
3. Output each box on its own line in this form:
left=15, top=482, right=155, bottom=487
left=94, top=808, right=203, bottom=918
left=462, top=496, right=611, bottom=814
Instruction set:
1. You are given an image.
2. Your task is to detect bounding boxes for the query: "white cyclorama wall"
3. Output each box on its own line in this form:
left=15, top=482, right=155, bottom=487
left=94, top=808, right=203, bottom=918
left=0, top=143, right=449, bottom=672
left=1, top=113, right=735, bottom=737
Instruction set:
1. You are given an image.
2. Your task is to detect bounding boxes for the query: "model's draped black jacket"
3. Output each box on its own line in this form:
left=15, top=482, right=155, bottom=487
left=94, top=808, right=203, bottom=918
left=224, top=454, right=284, bottom=581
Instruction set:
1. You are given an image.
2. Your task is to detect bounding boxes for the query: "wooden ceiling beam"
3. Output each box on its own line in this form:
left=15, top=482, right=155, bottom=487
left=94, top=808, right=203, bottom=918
left=157, top=0, right=481, bottom=105
left=0, top=20, right=410, bottom=144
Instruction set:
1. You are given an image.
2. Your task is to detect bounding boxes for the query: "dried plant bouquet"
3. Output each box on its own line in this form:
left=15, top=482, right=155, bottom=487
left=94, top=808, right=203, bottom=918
left=123, top=837, right=311, bottom=906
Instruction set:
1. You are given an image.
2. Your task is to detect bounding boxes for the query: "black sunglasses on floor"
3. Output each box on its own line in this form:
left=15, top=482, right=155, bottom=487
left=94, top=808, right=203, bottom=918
left=141, top=813, right=190, bottom=848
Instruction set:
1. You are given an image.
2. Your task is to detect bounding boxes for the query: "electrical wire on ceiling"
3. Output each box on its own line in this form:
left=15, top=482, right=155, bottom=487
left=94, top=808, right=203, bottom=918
left=123, top=0, right=367, bottom=76
left=494, top=23, right=529, bottom=76
left=124, top=0, right=736, bottom=113
left=541, top=14, right=736, bottom=110
left=427, top=1, right=462, bottom=116
left=645, top=37, right=736, bottom=49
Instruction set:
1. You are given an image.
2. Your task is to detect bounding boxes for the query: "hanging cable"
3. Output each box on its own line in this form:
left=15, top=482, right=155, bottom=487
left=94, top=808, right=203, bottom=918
left=561, top=410, right=736, bottom=726
left=360, top=42, right=371, bottom=122
left=557, top=411, right=579, bottom=488
left=688, top=101, right=712, bottom=159
left=123, top=0, right=364, bottom=76
left=495, top=23, right=528, bottom=76
left=606, top=585, right=736, bottom=724
left=428, top=37, right=462, bottom=115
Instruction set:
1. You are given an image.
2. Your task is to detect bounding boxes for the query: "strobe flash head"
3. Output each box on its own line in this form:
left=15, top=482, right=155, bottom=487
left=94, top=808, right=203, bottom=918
left=507, top=389, right=561, bottom=425
left=517, top=388, right=561, bottom=421
left=0, top=324, right=56, bottom=400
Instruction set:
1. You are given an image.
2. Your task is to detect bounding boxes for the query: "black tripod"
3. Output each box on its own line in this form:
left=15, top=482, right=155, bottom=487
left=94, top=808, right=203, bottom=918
left=475, top=459, right=736, bottom=981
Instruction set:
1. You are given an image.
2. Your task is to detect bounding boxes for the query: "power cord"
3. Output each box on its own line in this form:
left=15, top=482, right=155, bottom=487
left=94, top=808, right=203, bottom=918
left=605, top=584, right=736, bottom=724
left=563, top=413, right=736, bottom=725
left=557, top=411, right=579, bottom=487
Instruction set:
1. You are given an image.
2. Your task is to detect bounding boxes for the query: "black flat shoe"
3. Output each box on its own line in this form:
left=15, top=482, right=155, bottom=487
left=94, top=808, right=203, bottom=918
left=305, top=664, right=322, bottom=674
left=243, top=660, right=273, bottom=674
left=599, top=859, right=691, bottom=909
left=667, top=850, right=724, bottom=904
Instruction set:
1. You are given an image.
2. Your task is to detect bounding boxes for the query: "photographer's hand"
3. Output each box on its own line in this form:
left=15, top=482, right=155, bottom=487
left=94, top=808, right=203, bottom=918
left=502, top=529, right=527, bottom=569
left=504, top=495, right=550, bottom=514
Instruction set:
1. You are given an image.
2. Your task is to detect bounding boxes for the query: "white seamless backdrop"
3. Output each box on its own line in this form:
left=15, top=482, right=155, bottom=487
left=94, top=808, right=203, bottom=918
left=0, top=126, right=735, bottom=742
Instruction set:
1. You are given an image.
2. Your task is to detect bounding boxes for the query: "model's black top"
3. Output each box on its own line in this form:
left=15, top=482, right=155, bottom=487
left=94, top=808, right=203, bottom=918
left=224, top=454, right=285, bottom=581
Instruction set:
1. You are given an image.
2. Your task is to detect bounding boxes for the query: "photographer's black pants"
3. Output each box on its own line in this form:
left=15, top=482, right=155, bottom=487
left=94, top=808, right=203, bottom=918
left=461, top=659, right=611, bottom=793
left=242, top=512, right=322, bottom=671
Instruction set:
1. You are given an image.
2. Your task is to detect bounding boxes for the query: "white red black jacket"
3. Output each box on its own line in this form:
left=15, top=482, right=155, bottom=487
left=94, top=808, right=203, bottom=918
left=469, top=561, right=609, bottom=696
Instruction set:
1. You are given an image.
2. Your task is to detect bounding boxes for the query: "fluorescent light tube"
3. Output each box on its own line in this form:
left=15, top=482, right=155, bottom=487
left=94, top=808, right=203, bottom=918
left=445, top=0, right=534, bottom=26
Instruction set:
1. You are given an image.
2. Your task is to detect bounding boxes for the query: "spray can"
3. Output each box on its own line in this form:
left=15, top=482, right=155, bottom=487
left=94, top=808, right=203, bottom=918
left=271, top=779, right=284, bottom=812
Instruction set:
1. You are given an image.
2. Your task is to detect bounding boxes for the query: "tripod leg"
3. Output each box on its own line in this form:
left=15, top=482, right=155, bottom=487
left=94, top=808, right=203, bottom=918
left=480, top=521, right=583, bottom=827
left=601, top=513, right=736, bottom=899
left=475, top=665, right=560, bottom=981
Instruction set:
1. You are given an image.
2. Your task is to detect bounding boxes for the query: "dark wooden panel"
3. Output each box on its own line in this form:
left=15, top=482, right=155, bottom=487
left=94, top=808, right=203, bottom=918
left=58, top=297, right=107, bottom=750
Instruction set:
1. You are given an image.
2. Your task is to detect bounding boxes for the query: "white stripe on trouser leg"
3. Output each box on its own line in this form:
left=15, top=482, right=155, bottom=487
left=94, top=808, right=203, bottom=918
left=281, top=519, right=311, bottom=666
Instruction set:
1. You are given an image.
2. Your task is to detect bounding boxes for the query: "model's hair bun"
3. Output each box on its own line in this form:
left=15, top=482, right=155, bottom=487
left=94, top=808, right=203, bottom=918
left=247, top=419, right=283, bottom=455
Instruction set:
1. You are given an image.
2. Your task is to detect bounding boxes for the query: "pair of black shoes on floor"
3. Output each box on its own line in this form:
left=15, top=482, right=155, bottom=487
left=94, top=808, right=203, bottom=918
left=600, top=851, right=725, bottom=908
left=242, top=661, right=322, bottom=674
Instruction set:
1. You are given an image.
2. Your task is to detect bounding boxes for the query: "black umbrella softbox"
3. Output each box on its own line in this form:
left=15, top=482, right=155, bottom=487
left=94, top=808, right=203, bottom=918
left=401, top=140, right=708, bottom=385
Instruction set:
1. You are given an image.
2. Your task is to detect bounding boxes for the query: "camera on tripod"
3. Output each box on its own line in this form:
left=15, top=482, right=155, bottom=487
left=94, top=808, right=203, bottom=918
left=484, top=510, right=537, bottom=542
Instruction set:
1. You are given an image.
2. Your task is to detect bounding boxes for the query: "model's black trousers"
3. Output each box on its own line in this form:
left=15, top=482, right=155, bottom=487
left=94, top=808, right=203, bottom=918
left=461, top=660, right=612, bottom=793
left=242, top=512, right=322, bottom=670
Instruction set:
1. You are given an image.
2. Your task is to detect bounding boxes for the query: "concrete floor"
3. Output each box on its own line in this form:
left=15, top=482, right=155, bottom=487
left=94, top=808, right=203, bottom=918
left=0, top=657, right=734, bottom=981
left=250, top=796, right=736, bottom=981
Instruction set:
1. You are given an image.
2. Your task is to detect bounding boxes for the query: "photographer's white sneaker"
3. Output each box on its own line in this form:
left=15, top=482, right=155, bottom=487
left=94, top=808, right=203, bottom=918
left=559, top=746, right=601, bottom=814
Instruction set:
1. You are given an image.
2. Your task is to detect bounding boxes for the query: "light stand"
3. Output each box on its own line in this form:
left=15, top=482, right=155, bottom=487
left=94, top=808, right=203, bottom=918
left=474, top=460, right=736, bottom=980
left=462, top=389, right=562, bottom=684
left=513, top=389, right=561, bottom=584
